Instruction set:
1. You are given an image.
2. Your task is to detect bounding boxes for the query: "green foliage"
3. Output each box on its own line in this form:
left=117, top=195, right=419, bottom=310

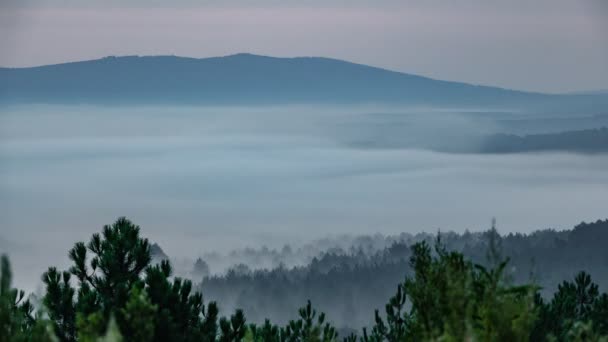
left=68, top=217, right=151, bottom=317
left=97, top=317, right=122, bottom=342
left=280, top=300, right=339, bottom=342
left=200, top=219, right=608, bottom=329
left=219, top=310, right=246, bottom=342
left=75, top=312, right=105, bottom=342
left=144, top=260, right=221, bottom=341
left=3, top=217, right=608, bottom=342
left=362, top=283, right=410, bottom=342
left=120, top=287, right=156, bottom=342
left=41, top=218, right=226, bottom=342
left=592, top=294, right=608, bottom=335
left=533, top=271, right=608, bottom=341
left=75, top=315, right=122, bottom=342
left=87, top=317, right=123, bottom=342
left=244, top=302, right=340, bottom=342
left=246, top=320, right=280, bottom=342
left=42, top=268, right=76, bottom=342
left=364, top=238, right=538, bottom=341
left=1, top=254, right=55, bottom=342
left=563, top=321, right=608, bottom=342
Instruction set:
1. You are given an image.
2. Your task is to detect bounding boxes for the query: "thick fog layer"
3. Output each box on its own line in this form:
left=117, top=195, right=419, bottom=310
left=1, top=105, right=607, bottom=291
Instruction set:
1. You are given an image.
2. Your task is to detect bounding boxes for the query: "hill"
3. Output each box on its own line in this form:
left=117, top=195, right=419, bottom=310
left=2, top=53, right=605, bottom=108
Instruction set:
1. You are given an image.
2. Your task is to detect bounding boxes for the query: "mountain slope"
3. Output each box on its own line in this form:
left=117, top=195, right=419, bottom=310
left=0, top=53, right=604, bottom=107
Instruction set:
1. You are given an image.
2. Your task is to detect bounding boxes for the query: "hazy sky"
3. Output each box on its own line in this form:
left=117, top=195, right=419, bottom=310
left=1, top=0, right=607, bottom=93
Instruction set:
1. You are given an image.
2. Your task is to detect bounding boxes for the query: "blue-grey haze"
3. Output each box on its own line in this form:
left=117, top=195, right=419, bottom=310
left=1, top=105, right=608, bottom=291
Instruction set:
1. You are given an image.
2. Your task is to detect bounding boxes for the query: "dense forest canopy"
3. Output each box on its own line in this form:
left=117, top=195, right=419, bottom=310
left=1, top=217, right=607, bottom=341
left=196, top=220, right=608, bottom=328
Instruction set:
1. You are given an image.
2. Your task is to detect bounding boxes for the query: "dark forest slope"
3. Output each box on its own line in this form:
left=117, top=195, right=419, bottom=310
left=198, top=220, right=608, bottom=328
left=480, top=127, right=608, bottom=153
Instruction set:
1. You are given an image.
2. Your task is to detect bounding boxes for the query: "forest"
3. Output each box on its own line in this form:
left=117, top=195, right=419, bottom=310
left=1, top=217, right=607, bottom=341
left=197, top=220, right=608, bottom=329
left=479, top=127, right=608, bottom=153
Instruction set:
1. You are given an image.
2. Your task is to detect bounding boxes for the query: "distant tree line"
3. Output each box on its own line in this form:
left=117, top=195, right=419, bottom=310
left=1, top=217, right=607, bottom=341
left=199, top=220, right=608, bottom=329
left=480, top=127, right=608, bottom=153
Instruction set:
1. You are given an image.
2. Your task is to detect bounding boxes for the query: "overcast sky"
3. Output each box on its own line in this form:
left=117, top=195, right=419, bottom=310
left=1, top=0, right=607, bottom=93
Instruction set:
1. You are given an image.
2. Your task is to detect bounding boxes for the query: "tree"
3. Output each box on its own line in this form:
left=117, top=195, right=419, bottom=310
left=534, top=271, right=607, bottom=341
left=42, top=217, right=225, bottom=342
left=246, top=320, right=280, bottom=342
left=68, top=217, right=151, bottom=318
left=8, top=216, right=608, bottom=342
left=42, top=268, right=76, bottom=342
left=1, top=254, right=54, bottom=342
left=143, top=260, right=220, bottom=342
left=120, top=287, right=156, bottom=342
left=362, top=283, right=410, bottom=342
left=364, top=239, right=538, bottom=341
left=192, top=258, right=210, bottom=281
left=280, top=300, right=339, bottom=342
left=42, top=217, right=150, bottom=341
left=219, top=310, right=246, bottom=342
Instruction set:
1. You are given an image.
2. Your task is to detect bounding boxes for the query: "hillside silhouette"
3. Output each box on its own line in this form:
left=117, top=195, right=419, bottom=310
left=3, top=54, right=606, bottom=108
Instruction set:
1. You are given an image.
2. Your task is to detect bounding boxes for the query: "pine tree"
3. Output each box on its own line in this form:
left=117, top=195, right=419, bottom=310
left=1, top=255, right=55, bottom=342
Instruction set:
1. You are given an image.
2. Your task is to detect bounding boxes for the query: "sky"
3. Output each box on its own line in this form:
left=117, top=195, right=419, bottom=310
left=0, top=0, right=607, bottom=93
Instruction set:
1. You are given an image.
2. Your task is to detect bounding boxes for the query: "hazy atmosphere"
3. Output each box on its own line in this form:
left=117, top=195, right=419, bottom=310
left=1, top=2, right=607, bottom=341
left=2, top=104, right=608, bottom=292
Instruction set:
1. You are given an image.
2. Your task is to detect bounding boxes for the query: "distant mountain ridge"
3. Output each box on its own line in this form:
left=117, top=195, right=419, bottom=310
left=0, top=53, right=606, bottom=107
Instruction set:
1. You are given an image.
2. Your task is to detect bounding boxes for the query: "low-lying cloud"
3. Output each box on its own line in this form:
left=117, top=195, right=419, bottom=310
left=1, top=105, right=607, bottom=291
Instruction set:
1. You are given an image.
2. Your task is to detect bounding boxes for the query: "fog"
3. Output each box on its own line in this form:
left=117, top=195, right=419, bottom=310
left=1, top=105, right=608, bottom=291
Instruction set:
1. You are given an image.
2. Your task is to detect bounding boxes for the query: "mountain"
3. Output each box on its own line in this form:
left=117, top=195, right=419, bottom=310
left=567, top=89, right=608, bottom=95
left=1, top=53, right=606, bottom=108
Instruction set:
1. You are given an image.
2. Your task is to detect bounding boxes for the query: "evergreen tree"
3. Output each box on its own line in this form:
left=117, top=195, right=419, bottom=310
left=280, top=300, right=339, bottom=342
left=4, top=217, right=608, bottom=342
left=41, top=217, right=225, bottom=342
left=42, top=268, right=76, bottom=342
left=364, top=239, right=538, bottom=341
left=534, top=271, right=607, bottom=341
left=246, top=320, right=280, bottom=342
left=120, top=287, right=156, bottom=342
left=1, top=255, right=54, bottom=342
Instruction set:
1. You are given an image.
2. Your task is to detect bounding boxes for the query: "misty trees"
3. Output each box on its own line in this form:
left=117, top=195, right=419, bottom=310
left=362, top=238, right=608, bottom=341
left=41, top=267, right=76, bottom=341
left=143, top=260, right=224, bottom=342
left=40, top=217, right=236, bottom=342
left=2, top=216, right=608, bottom=341
left=532, top=271, right=608, bottom=341
left=43, top=217, right=151, bottom=341
left=1, top=255, right=54, bottom=342
left=192, top=258, right=210, bottom=281
left=37, top=217, right=338, bottom=342
left=200, top=219, right=608, bottom=329
left=481, top=127, right=608, bottom=153
left=362, top=240, right=537, bottom=341
left=242, top=300, right=339, bottom=342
